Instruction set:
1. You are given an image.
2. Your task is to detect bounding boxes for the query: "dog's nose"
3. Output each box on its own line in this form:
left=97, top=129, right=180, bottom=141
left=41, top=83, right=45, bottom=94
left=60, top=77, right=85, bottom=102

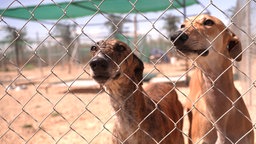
left=170, top=30, right=188, bottom=45
left=89, top=57, right=109, bottom=71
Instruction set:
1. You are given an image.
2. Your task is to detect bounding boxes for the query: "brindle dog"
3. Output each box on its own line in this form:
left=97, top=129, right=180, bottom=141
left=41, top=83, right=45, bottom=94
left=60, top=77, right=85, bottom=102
left=89, top=39, right=184, bottom=144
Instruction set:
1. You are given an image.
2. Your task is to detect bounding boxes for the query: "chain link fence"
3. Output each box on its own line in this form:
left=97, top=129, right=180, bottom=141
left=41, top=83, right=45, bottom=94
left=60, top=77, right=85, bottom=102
left=233, top=0, right=256, bottom=107
left=0, top=0, right=255, bottom=143
left=232, top=3, right=256, bottom=142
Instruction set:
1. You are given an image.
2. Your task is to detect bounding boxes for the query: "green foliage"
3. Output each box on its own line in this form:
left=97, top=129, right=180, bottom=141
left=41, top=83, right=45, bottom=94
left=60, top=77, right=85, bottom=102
left=22, top=124, right=33, bottom=129
left=51, top=111, right=61, bottom=117
left=24, top=63, right=35, bottom=70
left=163, top=14, right=180, bottom=37
left=104, top=14, right=129, bottom=38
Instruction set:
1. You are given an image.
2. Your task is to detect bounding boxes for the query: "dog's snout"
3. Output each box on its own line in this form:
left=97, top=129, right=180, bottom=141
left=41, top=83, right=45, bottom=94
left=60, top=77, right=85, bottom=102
left=89, top=57, right=109, bottom=71
left=170, top=31, right=188, bottom=45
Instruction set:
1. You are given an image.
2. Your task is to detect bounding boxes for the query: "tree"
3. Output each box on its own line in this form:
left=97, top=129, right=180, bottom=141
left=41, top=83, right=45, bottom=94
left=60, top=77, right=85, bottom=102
left=4, top=27, right=28, bottom=68
left=53, top=23, right=72, bottom=48
left=104, top=14, right=128, bottom=38
left=53, top=23, right=80, bottom=73
left=226, top=6, right=236, bottom=18
left=163, top=14, right=180, bottom=37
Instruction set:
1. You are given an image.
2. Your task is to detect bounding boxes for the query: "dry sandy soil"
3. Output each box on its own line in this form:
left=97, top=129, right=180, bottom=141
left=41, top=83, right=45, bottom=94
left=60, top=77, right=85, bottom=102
left=0, top=62, right=255, bottom=144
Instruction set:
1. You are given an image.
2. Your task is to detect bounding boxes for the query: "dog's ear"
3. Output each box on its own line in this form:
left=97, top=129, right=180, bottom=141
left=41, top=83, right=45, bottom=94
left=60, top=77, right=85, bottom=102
left=227, top=31, right=242, bottom=61
left=133, top=54, right=144, bottom=83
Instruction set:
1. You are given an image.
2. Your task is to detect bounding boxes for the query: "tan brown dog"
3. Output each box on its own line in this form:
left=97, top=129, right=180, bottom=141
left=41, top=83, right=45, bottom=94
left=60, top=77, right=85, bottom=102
left=171, top=14, right=254, bottom=144
left=89, top=39, right=184, bottom=144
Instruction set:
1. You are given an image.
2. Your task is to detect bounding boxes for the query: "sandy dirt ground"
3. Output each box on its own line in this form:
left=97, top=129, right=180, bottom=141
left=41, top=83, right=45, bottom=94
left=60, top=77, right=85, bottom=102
left=0, top=62, right=255, bottom=144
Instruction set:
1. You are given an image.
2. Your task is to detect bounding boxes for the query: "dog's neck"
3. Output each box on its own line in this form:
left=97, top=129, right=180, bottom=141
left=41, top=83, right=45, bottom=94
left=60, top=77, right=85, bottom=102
left=104, top=75, right=153, bottom=133
left=194, top=57, right=237, bottom=100
left=195, top=55, right=235, bottom=85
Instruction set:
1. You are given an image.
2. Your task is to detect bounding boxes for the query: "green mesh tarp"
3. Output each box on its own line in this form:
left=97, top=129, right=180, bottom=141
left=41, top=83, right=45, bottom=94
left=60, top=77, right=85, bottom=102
left=0, top=0, right=198, bottom=20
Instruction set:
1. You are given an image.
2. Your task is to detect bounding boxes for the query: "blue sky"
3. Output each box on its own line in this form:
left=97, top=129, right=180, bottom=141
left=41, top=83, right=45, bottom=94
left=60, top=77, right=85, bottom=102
left=0, top=0, right=237, bottom=42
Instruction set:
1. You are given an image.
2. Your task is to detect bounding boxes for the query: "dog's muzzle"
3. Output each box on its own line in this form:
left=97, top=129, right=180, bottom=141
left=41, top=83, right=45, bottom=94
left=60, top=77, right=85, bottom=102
left=89, top=56, right=121, bottom=84
left=170, top=30, right=209, bottom=56
left=170, top=30, right=189, bottom=46
left=89, top=57, right=111, bottom=84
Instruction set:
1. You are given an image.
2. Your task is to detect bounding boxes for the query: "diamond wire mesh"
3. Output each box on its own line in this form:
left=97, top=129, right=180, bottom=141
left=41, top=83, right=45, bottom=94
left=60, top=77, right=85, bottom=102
left=0, top=0, right=255, bottom=144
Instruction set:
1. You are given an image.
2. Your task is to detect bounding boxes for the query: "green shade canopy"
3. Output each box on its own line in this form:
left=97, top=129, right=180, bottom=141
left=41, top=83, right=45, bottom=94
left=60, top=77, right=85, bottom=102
left=0, top=0, right=198, bottom=20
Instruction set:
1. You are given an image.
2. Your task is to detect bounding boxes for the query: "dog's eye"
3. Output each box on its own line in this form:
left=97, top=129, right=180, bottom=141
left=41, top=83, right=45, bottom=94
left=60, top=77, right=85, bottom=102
left=90, top=46, right=98, bottom=52
left=203, top=19, right=214, bottom=26
left=114, top=45, right=126, bottom=52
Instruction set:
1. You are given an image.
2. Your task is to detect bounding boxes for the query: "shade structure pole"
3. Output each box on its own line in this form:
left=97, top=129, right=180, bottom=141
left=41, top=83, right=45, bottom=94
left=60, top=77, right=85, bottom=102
left=183, top=0, right=189, bottom=86
left=245, top=0, right=252, bottom=105
left=134, top=14, right=138, bottom=52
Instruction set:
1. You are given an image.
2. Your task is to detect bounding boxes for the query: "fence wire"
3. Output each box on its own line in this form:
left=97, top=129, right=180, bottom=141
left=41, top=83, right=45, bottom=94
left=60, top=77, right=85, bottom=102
left=0, top=0, right=255, bottom=144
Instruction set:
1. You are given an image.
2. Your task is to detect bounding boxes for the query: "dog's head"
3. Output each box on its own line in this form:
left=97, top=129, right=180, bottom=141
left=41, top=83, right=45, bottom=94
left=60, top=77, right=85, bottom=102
left=170, top=14, right=242, bottom=62
left=89, top=39, right=144, bottom=85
